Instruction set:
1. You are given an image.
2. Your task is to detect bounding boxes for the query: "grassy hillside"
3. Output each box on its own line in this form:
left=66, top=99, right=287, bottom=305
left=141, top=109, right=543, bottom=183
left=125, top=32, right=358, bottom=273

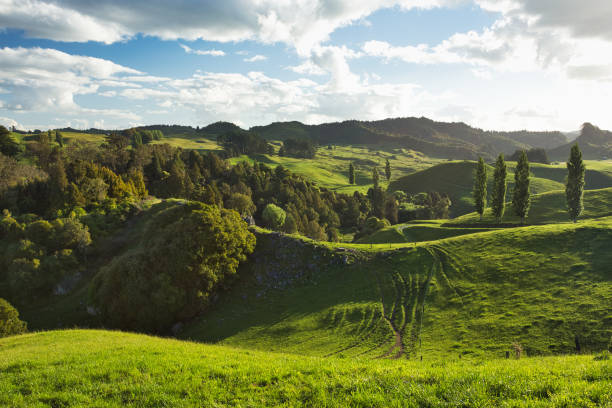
left=183, top=220, right=612, bottom=359
left=230, top=145, right=439, bottom=194
left=355, top=221, right=498, bottom=244
left=387, top=161, right=565, bottom=216
left=507, top=161, right=612, bottom=190
left=450, top=187, right=612, bottom=225
left=1, top=330, right=609, bottom=407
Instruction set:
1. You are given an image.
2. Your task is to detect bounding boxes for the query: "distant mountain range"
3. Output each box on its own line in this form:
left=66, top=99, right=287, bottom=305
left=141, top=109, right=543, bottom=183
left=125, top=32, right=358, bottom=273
left=52, top=117, right=612, bottom=161
left=549, top=123, right=612, bottom=161
left=250, top=117, right=568, bottom=160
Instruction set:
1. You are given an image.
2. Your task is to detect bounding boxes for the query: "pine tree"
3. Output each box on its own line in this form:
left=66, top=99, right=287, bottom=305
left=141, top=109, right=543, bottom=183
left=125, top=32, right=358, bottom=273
left=372, top=167, right=380, bottom=189
left=473, top=157, right=487, bottom=220
left=385, top=159, right=391, bottom=181
left=512, top=150, right=531, bottom=224
left=348, top=162, right=355, bottom=184
left=566, top=143, right=585, bottom=222
left=491, top=153, right=507, bottom=223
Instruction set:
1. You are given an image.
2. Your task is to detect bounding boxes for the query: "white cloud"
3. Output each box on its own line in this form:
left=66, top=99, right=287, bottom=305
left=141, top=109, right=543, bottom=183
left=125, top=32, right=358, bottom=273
left=0, top=47, right=140, bottom=111
left=0, top=0, right=457, bottom=54
left=244, top=55, right=267, bottom=62
left=179, top=44, right=226, bottom=57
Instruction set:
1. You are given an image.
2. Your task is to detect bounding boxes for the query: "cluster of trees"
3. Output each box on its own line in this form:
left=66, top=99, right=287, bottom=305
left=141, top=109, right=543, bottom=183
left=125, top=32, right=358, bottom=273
left=0, top=297, right=27, bottom=337
left=473, top=144, right=585, bottom=223
left=89, top=202, right=255, bottom=333
left=217, top=130, right=273, bottom=157
left=123, top=128, right=163, bottom=147
left=0, top=210, right=91, bottom=299
left=278, top=138, right=316, bottom=158
left=509, top=148, right=549, bottom=165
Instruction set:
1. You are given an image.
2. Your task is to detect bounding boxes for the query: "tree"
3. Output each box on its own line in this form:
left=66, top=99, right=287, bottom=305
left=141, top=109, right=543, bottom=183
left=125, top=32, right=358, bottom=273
left=0, top=298, right=27, bottom=337
left=512, top=150, right=531, bottom=224
left=348, top=162, right=355, bottom=184
left=89, top=202, right=255, bottom=333
left=372, top=167, right=380, bottom=189
left=55, top=131, right=64, bottom=148
left=566, top=143, right=585, bottom=222
left=226, top=193, right=256, bottom=216
left=385, top=159, right=391, bottom=181
left=473, top=157, right=487, bottom=220
left=262, top=203, right=286, bottom=230
left=0, top=125, right=22, bottom=157
left=491, top=153, right=507, bottom=223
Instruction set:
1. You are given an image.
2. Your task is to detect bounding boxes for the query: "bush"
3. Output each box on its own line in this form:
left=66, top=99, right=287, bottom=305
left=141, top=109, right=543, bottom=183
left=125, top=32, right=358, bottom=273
left=0, top=298, right=27, bottom=337
left=89, top=202, right=256, bottom=333
left=262, top=203, right=286, bottom=230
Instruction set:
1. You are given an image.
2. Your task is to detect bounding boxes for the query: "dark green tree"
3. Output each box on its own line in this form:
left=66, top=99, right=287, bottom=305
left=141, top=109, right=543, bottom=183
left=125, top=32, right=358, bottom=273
left=262, top=203, right=286, bottom=230
left=491, top=153, right=507, bottom=222
left=348, top=162, right=355, bottom=184
left=0, top=125, right=22, bottom=157
left=385, top=159, right=391, bottom=181
left=512, top=150, right=531, bottom=224
left=473, top=157, right=487, bottom=220
left=55, top=131, right=64, bottom=147
left=0, top=298, right=27, bottom=337
left=566, top=143, right=585, bottom=222
left=372, top=167, right=380, bottom=189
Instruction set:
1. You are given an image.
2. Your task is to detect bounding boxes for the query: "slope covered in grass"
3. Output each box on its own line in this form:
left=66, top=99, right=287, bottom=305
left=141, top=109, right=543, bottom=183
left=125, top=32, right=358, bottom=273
left=450, top=187, right=612, bottom=225
left=387, top=161, right=564, bottom=216
left=230, top=145, right=439, bottom=194
left=1, top=330, right=609, bottom=407
left=183, top=220, right=612, bottom=359
left=355, top=221, right=498, bottom=244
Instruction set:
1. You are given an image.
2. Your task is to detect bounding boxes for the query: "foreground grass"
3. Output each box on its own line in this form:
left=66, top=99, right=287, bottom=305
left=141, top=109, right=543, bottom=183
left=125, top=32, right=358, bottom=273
left=0, top=330, right=609, bottom=407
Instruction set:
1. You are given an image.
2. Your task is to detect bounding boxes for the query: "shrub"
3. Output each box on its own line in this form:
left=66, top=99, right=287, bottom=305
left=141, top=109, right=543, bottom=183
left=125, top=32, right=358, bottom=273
left=0, top=298, right=27, bottom=337
left=262, top=203, right=286, bottom=230
left=89, top=202, right=256, bottom=333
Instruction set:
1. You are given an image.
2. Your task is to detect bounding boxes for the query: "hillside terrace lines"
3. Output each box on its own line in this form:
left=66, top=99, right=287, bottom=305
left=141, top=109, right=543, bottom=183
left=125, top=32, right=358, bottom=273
left=375, top=248, right=438, bottom=359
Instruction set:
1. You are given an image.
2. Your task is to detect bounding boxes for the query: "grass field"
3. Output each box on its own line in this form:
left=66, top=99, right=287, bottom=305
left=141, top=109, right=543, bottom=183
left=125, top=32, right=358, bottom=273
left=0, top=330, right=609, bottom=407
left=182, top=217, right=612, bottom=360
left=229, top=145, right=441, bottom=194
left=387, top=161, right=567, bottom=217
left=355, top=221, right=498, bottom=244
left=450, top=187, right=612, bottom=225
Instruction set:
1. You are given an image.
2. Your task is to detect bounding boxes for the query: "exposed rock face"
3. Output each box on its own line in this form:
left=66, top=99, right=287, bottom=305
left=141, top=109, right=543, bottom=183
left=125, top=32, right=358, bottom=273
left=244, top=231, right=360, bottom=296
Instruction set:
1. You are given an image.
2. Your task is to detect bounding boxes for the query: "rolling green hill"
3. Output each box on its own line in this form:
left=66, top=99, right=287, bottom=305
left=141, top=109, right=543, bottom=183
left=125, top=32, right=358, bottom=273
left=354, top=221, right=498, bottom=244
left=182, top=219, right=612, bottom=359
left=450, top=187, right=612, bottom=225
left=1, top=330, right=609, bottom=407
left=387, top=161, right=565, bottom=217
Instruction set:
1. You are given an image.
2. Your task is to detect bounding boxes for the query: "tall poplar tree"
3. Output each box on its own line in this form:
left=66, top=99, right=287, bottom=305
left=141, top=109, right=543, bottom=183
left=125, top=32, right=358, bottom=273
left=473, top=157, right=487, bottom=220
left=348, top=162, right=355, bottom=184
left=385, top=159, right=391, bottom=181
left=491, top=153, right=507, bottom=222
left=566, top=143, right=585, bottom=222
left=55, top=131, right=64, bottom=147
left=372, top=167, right=380, bottom=189
left=512, top=150, right=531, bottom=224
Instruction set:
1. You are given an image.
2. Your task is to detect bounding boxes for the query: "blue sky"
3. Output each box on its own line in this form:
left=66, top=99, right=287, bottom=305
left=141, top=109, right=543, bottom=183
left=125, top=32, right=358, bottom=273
left=1, top=0, right=612, bottom=131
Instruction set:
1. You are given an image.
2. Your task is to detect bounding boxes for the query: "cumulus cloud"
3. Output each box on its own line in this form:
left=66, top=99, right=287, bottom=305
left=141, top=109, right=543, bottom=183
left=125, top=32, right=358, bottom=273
left=244, top=55, right=267, bottom=62
left=179, top=44, right=226, bottom=57
left=0, top=47, right=140, bottom=111
left=0, top=0, right=458, bottom=54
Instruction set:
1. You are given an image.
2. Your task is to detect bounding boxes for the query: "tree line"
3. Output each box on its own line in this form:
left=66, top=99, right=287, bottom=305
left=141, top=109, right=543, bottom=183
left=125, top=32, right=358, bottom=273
left=473, top=144, right=585, bottom=223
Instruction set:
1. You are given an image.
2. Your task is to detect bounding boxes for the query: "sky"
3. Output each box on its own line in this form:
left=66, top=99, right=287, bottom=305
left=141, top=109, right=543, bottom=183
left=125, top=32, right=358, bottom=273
left=1, top=1, right=612, bottom=132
